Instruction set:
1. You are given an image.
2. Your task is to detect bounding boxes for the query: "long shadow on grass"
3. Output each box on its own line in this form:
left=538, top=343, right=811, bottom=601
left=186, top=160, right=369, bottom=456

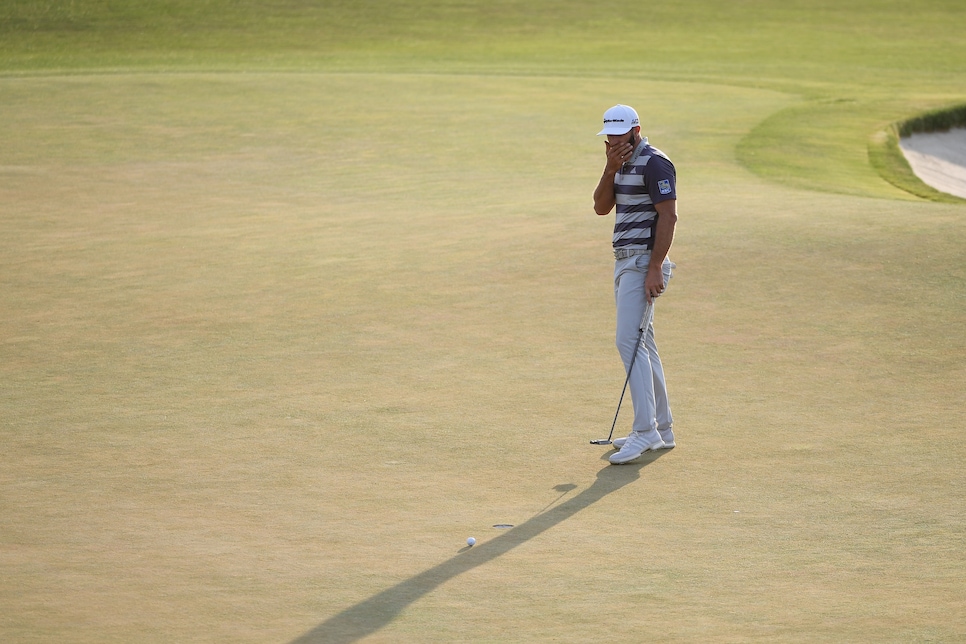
left=291, top=452, right=665, bottom=643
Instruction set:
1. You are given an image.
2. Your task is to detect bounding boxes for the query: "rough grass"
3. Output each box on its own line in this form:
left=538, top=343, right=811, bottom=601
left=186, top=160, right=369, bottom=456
left=897, top=103, right=966, bottom=136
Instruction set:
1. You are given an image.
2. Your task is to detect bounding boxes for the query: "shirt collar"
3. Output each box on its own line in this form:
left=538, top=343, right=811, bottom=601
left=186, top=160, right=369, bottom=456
left=627, top=136, right=649, bottom=165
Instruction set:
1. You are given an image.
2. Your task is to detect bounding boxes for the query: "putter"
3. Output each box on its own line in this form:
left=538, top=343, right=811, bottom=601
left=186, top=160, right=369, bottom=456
left=591, top=299, right=653, bottom=445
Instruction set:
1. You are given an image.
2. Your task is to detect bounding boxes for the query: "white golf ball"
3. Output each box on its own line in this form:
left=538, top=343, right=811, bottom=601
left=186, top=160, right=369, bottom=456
left=466, top=537, right=476, bottom=546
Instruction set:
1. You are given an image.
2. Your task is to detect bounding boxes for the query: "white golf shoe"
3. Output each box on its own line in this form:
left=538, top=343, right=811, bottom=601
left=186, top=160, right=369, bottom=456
left=609, top=430, right=665, bottom=464
left=613, top=428, right=675, bottom=450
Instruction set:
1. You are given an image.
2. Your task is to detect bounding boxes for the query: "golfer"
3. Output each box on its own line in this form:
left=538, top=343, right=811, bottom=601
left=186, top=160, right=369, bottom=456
left=593, top=104, right=678, bottom=464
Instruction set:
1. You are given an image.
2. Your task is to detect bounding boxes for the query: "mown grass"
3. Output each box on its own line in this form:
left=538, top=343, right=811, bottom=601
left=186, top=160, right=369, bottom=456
left=1, top=2, right=964, bottom=642
left=3, top=0, right=964, bottom=198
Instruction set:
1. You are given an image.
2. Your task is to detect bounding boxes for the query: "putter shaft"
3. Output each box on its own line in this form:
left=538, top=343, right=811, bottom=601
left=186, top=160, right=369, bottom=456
left=591, top=300, right=652, bottom=445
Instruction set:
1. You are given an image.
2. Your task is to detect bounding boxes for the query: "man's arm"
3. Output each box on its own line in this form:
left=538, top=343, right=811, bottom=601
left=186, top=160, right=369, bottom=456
left=645, top=199, right=677, bottom=302
left=593, top=167, right=618, bottom=215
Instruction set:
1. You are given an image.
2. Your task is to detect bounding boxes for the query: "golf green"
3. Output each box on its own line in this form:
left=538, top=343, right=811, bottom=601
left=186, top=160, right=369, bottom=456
left=1, top=1, right=964, bottom=642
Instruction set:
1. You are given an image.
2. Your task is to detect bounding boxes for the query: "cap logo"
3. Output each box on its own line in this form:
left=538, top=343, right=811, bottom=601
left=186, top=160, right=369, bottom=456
left=597, top=105, right=640, bottom=135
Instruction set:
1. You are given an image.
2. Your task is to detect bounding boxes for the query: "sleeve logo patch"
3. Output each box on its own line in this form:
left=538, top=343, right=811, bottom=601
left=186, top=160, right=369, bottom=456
left=658, top=179, right=672, bottom=195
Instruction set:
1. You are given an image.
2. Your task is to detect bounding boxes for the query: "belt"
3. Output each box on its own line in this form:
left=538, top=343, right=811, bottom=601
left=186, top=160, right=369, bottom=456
left=613, top=248, right=650, bottom=260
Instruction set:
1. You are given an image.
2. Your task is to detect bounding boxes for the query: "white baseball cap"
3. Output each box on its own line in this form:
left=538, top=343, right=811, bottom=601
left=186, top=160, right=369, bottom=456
left=597, top=104, right=640, bottom=136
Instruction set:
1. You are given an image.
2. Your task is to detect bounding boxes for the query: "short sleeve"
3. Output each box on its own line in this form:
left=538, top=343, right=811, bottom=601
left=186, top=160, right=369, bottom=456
left=644, top=153, right=676, bottom=204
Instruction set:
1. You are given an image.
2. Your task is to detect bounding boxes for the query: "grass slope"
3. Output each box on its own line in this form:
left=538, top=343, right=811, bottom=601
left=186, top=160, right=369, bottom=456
left=1, top=1, right=964, bottom=642
left=0, top=0, right=966, bottom=197
left=3, top=0, right=965, bottom=198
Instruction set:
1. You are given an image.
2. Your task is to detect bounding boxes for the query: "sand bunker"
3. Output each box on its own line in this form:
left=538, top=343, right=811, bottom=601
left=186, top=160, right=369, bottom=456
left=899, top=127, right=966, bottom=199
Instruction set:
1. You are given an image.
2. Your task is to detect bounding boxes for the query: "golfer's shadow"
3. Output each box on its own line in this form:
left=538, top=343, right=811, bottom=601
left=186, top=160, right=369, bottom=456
left=291, top=452, right=666, bottom=644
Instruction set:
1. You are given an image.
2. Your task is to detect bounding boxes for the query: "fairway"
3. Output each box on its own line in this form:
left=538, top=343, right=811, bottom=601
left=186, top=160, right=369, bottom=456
left=2, top=2, right=965, bottom=643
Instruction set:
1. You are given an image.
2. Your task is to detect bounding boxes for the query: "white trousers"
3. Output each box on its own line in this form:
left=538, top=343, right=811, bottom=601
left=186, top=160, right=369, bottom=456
left=614, top=254, right=674, bottom=435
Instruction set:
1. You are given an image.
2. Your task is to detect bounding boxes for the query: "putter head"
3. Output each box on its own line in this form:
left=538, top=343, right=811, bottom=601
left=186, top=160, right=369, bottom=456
left=590, top=439, right=613, bottom=445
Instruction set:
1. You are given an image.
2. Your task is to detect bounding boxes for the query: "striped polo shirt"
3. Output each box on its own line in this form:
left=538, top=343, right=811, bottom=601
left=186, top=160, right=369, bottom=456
left=613, top=137, right=676, bottom=250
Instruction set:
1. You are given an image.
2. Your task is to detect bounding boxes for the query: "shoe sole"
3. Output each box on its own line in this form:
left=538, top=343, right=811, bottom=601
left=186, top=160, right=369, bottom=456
left=608, top=440, right=665, bottom=464
left=613, top=439, right=675, bottom=450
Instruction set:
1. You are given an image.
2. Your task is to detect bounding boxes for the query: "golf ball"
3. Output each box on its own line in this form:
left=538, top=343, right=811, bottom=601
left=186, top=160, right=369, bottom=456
left=466, top=537, right=476, bottom=546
